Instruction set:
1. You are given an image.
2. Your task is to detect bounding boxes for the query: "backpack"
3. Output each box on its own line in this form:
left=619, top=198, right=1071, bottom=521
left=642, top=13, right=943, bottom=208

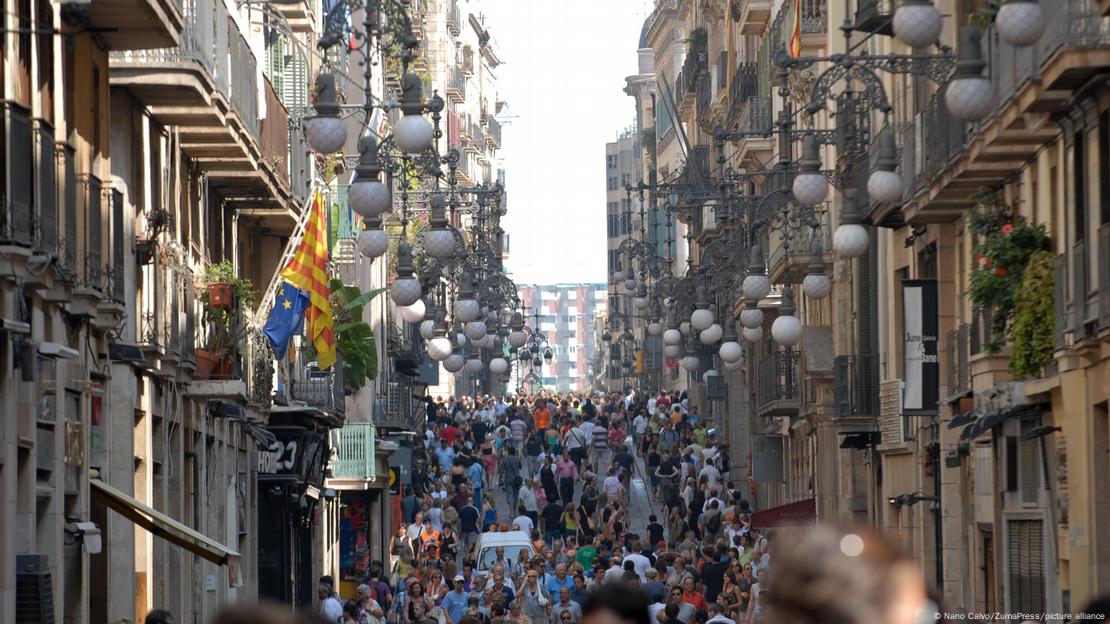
left=705, top=512, right=722, bottom=536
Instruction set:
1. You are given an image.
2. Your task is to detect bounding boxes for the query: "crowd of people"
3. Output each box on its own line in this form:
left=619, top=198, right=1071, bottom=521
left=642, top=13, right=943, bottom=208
left=322, top=389, right=779, bottom=624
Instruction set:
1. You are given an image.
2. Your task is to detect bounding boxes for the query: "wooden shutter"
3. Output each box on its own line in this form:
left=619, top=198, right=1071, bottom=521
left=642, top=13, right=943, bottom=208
left=1054, top=254, right=1067, bottom=349
left=1073, top=239, right=1087, bottom=337
left=1007, top=518, right=1045, bottom=613
left=1005, top=436, right=1018, bottom=493
left=1099, top=224, right=1110, bottom=330
left=834, top=355, right=850, bottom=418
left=282, top=53, right=308, bottom=112
left=856, top=228, right=879, bottom=356
left=111, top=189, right=124, bottom=302
left=1020, top=419, right=1040, bottom=504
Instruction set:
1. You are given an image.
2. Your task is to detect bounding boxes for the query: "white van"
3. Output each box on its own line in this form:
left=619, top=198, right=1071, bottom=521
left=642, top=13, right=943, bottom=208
left=474, top=530, right=534, bottom=573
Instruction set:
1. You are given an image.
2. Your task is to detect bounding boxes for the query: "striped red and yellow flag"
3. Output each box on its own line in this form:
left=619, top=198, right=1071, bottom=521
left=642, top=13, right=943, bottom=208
left=280, top=191, right=336, bottom=370
left=789, top=0, right=802, bottom=58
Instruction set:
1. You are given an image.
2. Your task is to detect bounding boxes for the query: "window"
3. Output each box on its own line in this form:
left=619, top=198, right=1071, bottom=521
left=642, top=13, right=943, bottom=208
left=607, top=176, right=618, bottom=191
left=1006, top=519, right=1045, bottom=613
left=607, top=154, right=617, bottom=169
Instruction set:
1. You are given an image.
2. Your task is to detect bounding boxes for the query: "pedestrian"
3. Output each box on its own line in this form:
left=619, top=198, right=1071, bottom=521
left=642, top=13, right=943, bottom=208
left=442, top=575, right=471, bottom=624
left=580, top=583, right=650, bottom=624
left=144, top=609, right=174, bottom=624
left=516, top=569, right=552, bottom=623
left=555, top=450, right=578, bottom=506
left=320, top=581, right=344, bottom=622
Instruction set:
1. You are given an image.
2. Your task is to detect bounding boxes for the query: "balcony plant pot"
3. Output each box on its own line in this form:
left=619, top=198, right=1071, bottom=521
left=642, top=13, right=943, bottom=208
left=208, top=282, right=235, bottom=309
left=195, top=348, right=221, bottom=380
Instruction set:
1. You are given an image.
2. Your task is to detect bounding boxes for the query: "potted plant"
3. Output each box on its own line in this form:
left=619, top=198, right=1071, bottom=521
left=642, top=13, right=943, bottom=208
left=329, top=278, right=385, bottom=393
left=195, top=261, right=254, bottom=379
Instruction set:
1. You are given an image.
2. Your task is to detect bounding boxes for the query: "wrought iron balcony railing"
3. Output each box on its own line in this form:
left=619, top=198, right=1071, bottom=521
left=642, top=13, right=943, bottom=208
left=800, top=0, right=828, bottom=34
left=756, top=350, right=801, bottom=415
left=834, top=354, right=880, bottom=418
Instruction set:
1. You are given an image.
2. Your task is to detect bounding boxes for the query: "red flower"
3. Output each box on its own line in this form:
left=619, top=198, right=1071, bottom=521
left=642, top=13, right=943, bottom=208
left=995, top=267, right=1007, bottom=277
left=1002, top=224, right=1014, bottom=234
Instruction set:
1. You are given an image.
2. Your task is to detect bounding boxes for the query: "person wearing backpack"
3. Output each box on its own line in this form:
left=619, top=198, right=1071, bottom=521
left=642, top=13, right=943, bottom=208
left=700, top=499, right=723, bottom=543
left=365, top=563, right=393, bottom=611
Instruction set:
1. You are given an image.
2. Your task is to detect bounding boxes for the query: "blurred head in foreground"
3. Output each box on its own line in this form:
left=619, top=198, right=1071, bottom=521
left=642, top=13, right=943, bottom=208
left=766, top=525, right=932, bottom=624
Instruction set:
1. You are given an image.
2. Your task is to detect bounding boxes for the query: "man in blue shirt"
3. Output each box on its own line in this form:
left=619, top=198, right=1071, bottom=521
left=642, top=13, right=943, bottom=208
left=467, top=457, right=485, bottom=505
left=544, top=563, right=574, bottom=597
left=440, top=575, right=470, bottom=624
left=435, top=440, right=456, bottom=473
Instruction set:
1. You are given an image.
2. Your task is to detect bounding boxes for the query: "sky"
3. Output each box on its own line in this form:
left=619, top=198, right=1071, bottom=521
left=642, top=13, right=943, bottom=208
left=479, top=0, right=651, bottom=285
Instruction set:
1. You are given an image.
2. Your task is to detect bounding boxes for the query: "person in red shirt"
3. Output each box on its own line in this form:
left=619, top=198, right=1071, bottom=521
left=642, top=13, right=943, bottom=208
left=680, top=576, right=708, bottom=611
left=440, top=423, right=460, bottom=445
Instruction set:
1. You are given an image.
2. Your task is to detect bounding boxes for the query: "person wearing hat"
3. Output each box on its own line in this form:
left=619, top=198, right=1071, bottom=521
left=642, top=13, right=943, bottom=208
left=441, top=574, right=471, bottom=624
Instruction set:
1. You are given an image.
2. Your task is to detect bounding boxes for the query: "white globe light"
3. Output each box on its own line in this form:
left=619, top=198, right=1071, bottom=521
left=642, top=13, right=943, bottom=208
left=647, top=322, right=664, bottom=336
left=422, top=228, right=457, bottom=259
left=465, top=321, right=488, bottom=341
left=719, top=341, right=743, bottom=363
left=633, top=296, right=649, bottom=310
left=394, top=114, right=435, bottom=154
left=802, top=274, right=833, bottom=300
left=613, top=270, right=626, bottom=282
left=490, top=357, right=509, bottom=374
left=348, top=179, right=392, bottom=218
left=742, top=274, right=773, bottom=301
left=739, top=307, right=764, bottom=329
left=833, top=223, right=870, bottom=259
left=663, top=328, right=682, bottom=345
left=427, top=336, right=454, bottom=361
left=358, top=228, right=389, bottom=258
left=465, top=358, right=484, bottom=373
left=945, top=77, right=996, bottom=122
left=508, top=330, right=527, bottom=348
left=455, top=299, right=481, bottom=323
left=663, top=344, right=683, bottom=359
left=444, top=353, right=466, bottom=373
left=305, top=115, right=347, bottom=154
left=867, top=169, right=903, bottom=204
left=398, top=299, right=426, bottom=323
left=691, top=308, right=715, bottom=332
left=624, top=278, right=637, bottom=292
left=996, top=1, right=1046, bottom=47
left=725, top=358, right=744, bottom=371
left=680, top=356, right=700, bottom=371
left=893, top=1, right=943, bottom=48
left=771, top=314, right=804, bottom=347
left=792, top=172, right=828, bottom=206
left=680, top=322, right=691, bottom=336
left=391, top=277, right=422, bottom=306
left=699, top=323, right=723, bottom=345
left=742, top=326, right=763, bottom=343
left=419, top=319, right=435, bottom=340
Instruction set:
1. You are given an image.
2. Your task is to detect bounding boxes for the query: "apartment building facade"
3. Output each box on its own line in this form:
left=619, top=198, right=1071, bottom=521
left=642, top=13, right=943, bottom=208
left=516, top=284, right=607, bottom=394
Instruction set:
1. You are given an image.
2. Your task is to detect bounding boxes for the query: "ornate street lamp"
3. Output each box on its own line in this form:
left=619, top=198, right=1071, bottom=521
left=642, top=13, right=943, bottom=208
left=771, top=287, right=803, bottom=348
left=390, top=240, right=422, bottom=306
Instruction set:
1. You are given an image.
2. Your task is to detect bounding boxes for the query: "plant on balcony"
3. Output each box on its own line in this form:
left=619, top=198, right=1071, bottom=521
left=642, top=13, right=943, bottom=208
left=686, top=27, right=708, bottom=55
left=195, top=261, right=253, bottom=379
left=966, top=191, right=1050, bottom=353
left=641, top=127, right=657, bottom=169
left=203, top=260, right=256, bottom=310
left=330, top=278, right=386, bottom=392
left=968, top=0, right=1003, bottom=30
left=1009, top=249, right=1054, bottom=379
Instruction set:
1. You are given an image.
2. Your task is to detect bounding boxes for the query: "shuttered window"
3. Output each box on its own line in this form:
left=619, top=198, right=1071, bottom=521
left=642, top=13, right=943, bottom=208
left=1007, top=518, right=1045, bottom=612
left=1020, top=419, right=1041, bottom=504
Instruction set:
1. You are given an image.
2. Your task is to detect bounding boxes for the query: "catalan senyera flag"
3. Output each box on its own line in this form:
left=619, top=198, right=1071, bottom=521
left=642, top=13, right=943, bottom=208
left=280, top=191, right=336, bottom=370
left=789, top=0, right=802, bottom=58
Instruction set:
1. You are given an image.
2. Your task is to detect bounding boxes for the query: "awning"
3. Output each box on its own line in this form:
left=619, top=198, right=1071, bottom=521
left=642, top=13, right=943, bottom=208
left=91, top=479, right=242, bottom=586
left=750, top=498, right=816, bottom=529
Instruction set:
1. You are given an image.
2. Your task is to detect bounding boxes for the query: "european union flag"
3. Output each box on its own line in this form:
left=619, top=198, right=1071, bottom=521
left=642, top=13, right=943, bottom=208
left=264, top=282, right=310, bottom=359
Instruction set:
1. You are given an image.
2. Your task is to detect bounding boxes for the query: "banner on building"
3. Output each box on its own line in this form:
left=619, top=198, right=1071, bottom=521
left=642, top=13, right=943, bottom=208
left=901, top=279, right=939, bottom=415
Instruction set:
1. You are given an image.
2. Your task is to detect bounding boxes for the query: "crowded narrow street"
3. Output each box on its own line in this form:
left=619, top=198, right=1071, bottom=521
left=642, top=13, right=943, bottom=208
left=3, top=0, right=1110, bottom=623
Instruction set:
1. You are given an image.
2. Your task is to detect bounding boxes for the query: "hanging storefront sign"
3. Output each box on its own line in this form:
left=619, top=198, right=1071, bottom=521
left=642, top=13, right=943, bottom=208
left=902, top=279, right=939, bottom=415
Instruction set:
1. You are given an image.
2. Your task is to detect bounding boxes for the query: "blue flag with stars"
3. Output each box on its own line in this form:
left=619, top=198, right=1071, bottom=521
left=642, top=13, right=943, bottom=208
left=264, top=281, right=310, bottom=359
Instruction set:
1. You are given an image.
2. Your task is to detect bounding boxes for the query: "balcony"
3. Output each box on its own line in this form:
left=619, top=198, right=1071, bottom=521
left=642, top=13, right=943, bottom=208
left=187, top=321, right=273, bottom=415
left=485, top=116, right=502, bottom=148
left=906, top=0, right=1110, bottom=223
left=109, top=0, right=286, bottom=209
left=270, top=0, right=318, bottom=33
left=375, top=373, right=421, bottom=432
left=236, top=79, right=298, bottom=234
left=446, top=67, right=467, bottom=103
left=852, top=0, right=893, bottom=36
left=447, top=0, right=462, bottom=36
left=87, top=0, right=183, bottom=50
left=737, top=0, right=773, bottom=34
left=695, top=75, right=712, bottom=118
left=833, top=354, right=880, bottom=432
left=756, top=350, right=801, bottom=417
left=800, top=0, right=828, bottom=35
left=767, top=209, right=831, bottom=283
left=1054, top=226, right=1110, bottom=354
left=330, top=422, right=377, bottom=481
left=0, top=105, right=36, bottom=249
left=729, top=63, right=759, bottom=112
left=731, top=96, right=774, bottom=168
